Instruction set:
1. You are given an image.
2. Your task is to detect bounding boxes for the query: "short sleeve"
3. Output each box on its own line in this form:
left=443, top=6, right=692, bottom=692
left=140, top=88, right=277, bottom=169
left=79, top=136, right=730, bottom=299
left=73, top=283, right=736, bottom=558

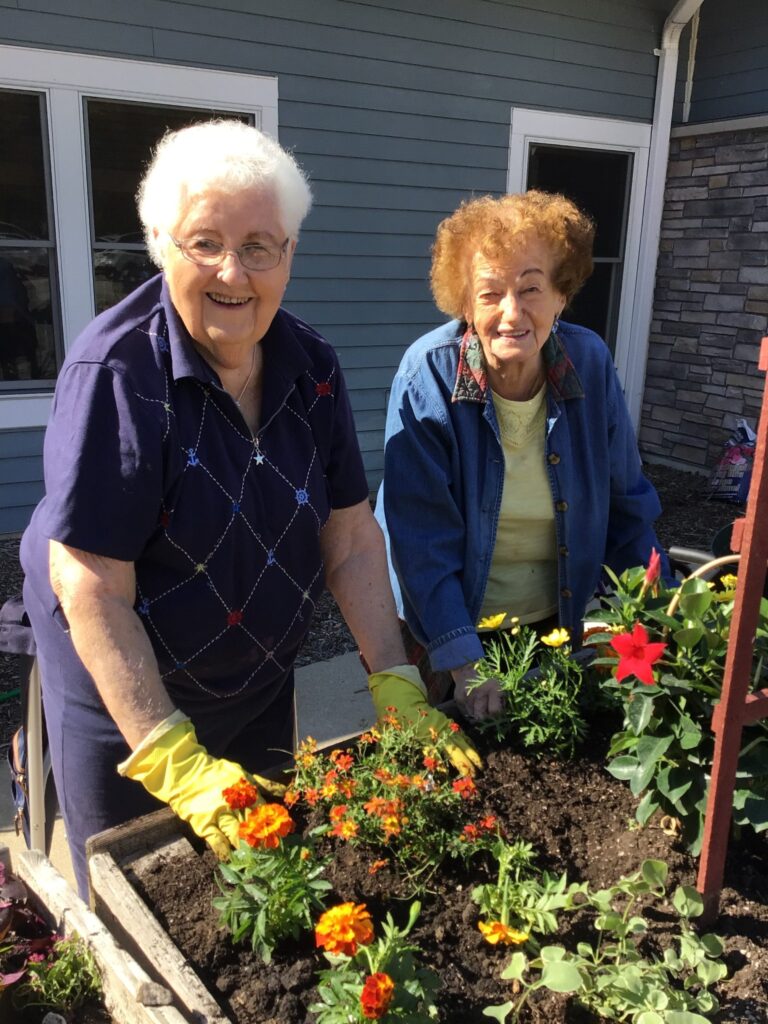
left=39, top=361, right=163, bottom=561
left=323, top=354, right=369, bottom=510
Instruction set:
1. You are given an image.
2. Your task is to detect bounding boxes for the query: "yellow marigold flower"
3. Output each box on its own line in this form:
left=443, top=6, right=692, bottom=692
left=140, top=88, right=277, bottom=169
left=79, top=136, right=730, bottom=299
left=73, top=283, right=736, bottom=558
left=315, top=902, right=374, bottom=956
left=541, top=627, right=570, bottom=648
left=477, top=612, right=506, bottom=630
left=720, top=573, right=738, bottom=590
left=478, top=921, right=529, bottom=946
left=239, top=803, right=294, bottom=850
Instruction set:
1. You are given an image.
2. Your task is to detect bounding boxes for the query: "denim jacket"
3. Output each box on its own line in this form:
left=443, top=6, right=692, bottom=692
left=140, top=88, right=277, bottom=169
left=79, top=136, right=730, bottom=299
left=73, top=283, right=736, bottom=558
left=374, top=319, right=668, bottom=672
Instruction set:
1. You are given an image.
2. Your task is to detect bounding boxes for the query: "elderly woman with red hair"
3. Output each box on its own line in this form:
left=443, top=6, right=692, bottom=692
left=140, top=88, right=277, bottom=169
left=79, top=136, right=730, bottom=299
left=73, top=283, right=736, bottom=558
left=376, top=191, right=669, bottom=723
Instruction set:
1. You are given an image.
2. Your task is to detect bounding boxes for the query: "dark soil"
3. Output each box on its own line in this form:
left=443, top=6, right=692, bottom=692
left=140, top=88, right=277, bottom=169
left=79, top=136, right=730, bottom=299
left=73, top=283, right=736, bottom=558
left=130, top=727, right=768, bottom=1024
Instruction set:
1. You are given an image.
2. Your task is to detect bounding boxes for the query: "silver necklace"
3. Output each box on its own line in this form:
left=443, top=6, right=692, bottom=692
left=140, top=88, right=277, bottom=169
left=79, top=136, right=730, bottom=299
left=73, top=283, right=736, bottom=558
left=234, top=348, right=256, bottom=406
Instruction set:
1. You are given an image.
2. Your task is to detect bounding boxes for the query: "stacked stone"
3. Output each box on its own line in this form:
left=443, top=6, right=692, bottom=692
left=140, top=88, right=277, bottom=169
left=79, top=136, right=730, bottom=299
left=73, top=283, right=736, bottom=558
left=640, top=125, right=768, bottom=471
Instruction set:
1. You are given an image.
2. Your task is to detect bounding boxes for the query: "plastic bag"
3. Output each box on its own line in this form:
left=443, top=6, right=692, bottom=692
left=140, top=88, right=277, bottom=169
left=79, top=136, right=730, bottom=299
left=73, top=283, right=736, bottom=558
left=709, top=418, right=756, bottom=504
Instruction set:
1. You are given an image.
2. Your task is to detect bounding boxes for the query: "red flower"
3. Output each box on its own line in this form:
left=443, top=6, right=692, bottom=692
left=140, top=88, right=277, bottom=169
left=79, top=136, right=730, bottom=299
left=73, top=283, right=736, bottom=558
left=452, top=777, right=477, bottom=799
left=222, top=777, right=259, bottom=810
left=610, top=623, right=667, bottom=686
left=645, top=547, right=661, bottom=586
left=360, top=972, right=395, bottom=1019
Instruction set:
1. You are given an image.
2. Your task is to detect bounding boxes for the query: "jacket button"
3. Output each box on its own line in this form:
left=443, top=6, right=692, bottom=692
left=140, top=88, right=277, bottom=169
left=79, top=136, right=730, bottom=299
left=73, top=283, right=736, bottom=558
left=556, top=500, right=568, bottom=512
left=561, top=587, right=572, bottom=599
left=559, top=546, right=569, bottom=556
left=548, top=453, right=561, bottom=464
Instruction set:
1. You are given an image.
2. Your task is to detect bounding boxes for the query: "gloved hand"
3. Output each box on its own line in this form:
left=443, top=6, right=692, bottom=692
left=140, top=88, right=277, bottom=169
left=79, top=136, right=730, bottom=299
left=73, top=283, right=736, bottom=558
left=367, top=665, right=483, bottom=776
left=118, top=711, right=286, bottom=858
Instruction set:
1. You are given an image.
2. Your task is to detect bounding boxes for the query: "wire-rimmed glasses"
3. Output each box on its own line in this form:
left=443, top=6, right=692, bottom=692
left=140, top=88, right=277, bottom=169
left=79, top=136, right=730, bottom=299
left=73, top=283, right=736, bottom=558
left=169, top=235, right=289, bottom=272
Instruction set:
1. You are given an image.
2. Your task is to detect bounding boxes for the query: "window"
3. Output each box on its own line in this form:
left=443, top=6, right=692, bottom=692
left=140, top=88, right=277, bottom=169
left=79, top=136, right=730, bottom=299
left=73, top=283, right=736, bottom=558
left=508, top=108, right=651, bottom=407
left=0, top=44, right=277, bottom=429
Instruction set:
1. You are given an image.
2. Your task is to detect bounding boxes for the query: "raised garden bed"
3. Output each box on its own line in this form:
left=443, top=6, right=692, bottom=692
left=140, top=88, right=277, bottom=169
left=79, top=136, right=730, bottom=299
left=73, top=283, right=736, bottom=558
left=86, top=729, right=768, bottom=1024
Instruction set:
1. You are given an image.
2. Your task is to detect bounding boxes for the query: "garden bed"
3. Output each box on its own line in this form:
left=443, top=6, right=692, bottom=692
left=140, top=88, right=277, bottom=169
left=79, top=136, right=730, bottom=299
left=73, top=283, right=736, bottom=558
left=87, top=730, right=768, bottom=1024
left=0, top=845, right=184, bottom=1024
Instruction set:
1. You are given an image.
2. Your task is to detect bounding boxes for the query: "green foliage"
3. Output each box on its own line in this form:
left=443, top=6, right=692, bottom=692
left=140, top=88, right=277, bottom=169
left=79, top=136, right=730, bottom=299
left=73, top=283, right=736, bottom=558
left=471, top=626, right=587, bottom=758
left=213, top=834, right=331, bottom=963
left=472, top=839, right=586, bottom=942
left=483, top=861, right=727, bottom=1023
left=311, top=901, right=440, bottom=1023
left=587, top=567, right=768, bottom=852
left=14, top=934, right=102, bottom=1014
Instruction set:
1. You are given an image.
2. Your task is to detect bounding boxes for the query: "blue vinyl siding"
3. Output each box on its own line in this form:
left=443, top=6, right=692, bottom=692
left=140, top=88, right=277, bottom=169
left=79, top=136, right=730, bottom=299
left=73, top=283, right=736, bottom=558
left=0, top=429, right=44, bottom=535
left=686, top=2, right=768, bottom=123
left=0, top=0, right=673, bottom=499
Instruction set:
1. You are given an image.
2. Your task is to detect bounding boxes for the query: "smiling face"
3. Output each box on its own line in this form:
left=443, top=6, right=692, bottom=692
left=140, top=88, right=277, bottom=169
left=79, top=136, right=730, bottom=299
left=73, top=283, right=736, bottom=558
left=466, top=236, right=565, bottom=382
left=162, top=187, right=294, bottom=371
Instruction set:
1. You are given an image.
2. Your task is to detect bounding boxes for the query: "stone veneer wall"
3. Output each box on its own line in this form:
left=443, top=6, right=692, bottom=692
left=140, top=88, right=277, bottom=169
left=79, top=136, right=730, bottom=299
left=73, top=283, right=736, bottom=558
left=639, top=123, right=768, bottom=472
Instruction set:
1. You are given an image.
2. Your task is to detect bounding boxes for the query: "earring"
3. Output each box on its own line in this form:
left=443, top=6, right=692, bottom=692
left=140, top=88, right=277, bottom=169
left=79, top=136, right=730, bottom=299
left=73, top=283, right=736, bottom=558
left=552, top=316, right=560, bottom=336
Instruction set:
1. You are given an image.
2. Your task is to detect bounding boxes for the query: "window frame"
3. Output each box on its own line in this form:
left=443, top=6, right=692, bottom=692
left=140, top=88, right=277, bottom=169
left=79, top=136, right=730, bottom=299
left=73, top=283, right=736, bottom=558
left=0, top=43, right=278, bottom=429
left=508, top=107, right=651, bottom=425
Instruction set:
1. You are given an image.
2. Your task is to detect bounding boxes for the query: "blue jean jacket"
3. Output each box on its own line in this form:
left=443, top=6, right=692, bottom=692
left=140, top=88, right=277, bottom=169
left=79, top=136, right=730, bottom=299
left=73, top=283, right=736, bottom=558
left=374, top=319, right=669, bottom=672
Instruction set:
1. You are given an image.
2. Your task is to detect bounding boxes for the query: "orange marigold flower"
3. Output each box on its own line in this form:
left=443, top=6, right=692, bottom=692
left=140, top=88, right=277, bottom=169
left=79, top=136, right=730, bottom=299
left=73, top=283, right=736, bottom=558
left=373, top=768, right=393, bottom=783
left=453, top=777, right=477, bottom=799
left=478, top=921, right=529, bottom=946
left=331, top=749, right=354, bottom=770
left=479, top=814, right=498, bottom=831
left=283, top=787, right=300, bottom=808
left=329, top=804, right=348, bottom=822
left=359, top=729, right=380, bottom=744
left=324, top=769, right=339, bottom=784
left=304, top=787, right=320, bottom=806
left=368, top=858, right=388, bottom=875
left=222, top=777, right=260, bottom=810
left=239, top=803, right=294, bottom=849
left=338, top=778, right=357, bottom=798
left=315, top=903, right=374, bottom=956
left=321, top=783, right=338, bottom=799
left=449, top=721, right=461, bottom=733
left=423, top=755, right=439, bottom=772
left=428, top=726, right=439, bottom=742
left=462, top=824, right=480, bottom=842
left=382, top=814, right=402, bottom=839
left=300, top=847, right=311, bottom=861
left=411, top=774, right=427, bottom=790
left=331, top=818, right=359, bottom=840
left=394, top=773, right=411, bottom=788
left=360, top=972, right=395, bottom=1020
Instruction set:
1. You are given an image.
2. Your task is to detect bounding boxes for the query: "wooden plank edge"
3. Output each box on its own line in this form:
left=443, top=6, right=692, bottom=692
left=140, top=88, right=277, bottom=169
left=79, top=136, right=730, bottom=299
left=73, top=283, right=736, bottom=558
left=88, top=849, right=231, bottom=1024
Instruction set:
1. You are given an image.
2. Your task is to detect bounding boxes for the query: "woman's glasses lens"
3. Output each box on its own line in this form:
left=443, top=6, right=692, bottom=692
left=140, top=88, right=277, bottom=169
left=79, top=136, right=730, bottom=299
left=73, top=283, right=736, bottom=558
left=172, top=237, right=286, bottom=271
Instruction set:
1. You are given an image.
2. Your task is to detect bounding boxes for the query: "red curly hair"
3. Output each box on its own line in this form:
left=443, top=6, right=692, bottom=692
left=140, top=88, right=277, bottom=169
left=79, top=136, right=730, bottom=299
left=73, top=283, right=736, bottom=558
left=430, top=191, right=594, bottom=319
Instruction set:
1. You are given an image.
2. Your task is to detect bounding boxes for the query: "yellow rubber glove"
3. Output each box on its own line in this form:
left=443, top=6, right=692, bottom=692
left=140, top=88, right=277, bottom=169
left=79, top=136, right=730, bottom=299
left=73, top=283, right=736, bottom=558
left=367, top=664, right=483, bottom=777
left=117, top=712, right=285, bottom=858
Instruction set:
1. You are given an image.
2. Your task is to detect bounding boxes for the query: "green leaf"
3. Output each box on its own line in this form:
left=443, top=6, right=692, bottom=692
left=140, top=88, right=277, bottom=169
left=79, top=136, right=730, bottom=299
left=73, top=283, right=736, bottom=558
left=636, top=734, right=673, bottom=768
left=636, top=790, right=661, bottom=826
left=607, top=755, right=642, bottom=782
left=673, top=885, right=704, bottom=919
left=641, top=860, right=668, bottom=889
left=636, top=1013, right=664, bottom=1024
left=696, top=959, right=728, bottom=985
left=732, top=791, right=768, bottom=832
left=656, top=766, right=693, bottom=813
left=673, top=624, right=705, bottom=649
left=679, top=579, right=714, bottom=618
left=500, top=953, right=527, bottom=981
left=540, top=960, right=584, bottom=993
left=664, top=1012, right=715, bottom=1024
left=482, top=1003, right=515, bottom=1022
left=539, top=946, right=567, bottom=963
left=628, top=694, right=654, bottom=735
left=699, top=933, right=724, bottom=957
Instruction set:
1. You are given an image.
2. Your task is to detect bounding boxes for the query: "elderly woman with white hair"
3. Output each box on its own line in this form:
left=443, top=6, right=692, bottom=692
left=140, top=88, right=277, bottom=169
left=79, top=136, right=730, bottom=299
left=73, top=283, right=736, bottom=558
left=20, top=120, right=480, bottom=897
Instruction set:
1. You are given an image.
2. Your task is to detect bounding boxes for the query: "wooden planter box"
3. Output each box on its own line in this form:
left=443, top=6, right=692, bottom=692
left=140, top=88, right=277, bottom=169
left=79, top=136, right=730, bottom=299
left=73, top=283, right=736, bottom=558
left=86, top=808, right=232, bottom=1024
left=0, top=842, right=186, bottom=1024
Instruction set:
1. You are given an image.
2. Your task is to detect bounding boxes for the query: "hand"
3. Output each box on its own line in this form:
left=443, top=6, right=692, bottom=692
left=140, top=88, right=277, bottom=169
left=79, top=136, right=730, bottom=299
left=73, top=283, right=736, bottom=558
left=451, top=663, right=504, bottom=722
left=367, top=664, right=483, bottom=776
left=118, top=714, right=285, bottom=858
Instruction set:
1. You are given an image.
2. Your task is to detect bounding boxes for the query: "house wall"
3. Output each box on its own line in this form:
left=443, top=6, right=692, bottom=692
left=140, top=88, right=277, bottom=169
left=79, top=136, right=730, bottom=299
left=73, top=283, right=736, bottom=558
left=685, top=1, right=768, bottom=124
left=0, top=0, right=673, bottom=532
left=0, top=428, right=45, bottom=535
left=640, top=123, right=768, bottom=472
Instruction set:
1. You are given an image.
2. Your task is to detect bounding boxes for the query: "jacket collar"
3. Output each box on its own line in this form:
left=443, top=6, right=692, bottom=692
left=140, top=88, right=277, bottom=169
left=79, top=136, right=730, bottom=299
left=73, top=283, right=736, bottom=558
left=451, top=324, right=584, bottom=404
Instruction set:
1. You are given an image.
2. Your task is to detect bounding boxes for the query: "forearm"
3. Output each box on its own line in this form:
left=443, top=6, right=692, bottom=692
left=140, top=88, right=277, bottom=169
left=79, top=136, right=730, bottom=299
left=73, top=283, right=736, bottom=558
left=50, top=541, right=174, bottom=748
left=65, top=592, right=175, bottom=748
left=321, top=503, right=406, bottom=673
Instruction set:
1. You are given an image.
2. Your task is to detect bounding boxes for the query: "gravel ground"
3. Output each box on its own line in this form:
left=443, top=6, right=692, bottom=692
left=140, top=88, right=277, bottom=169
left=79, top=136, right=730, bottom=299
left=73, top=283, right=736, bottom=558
left=0, top=462, right=744, bottom=757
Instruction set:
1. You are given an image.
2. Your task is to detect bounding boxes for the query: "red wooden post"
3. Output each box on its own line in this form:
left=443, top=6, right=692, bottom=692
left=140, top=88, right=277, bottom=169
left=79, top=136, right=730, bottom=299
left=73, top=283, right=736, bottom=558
left=697, top=336, right=768, bottom=921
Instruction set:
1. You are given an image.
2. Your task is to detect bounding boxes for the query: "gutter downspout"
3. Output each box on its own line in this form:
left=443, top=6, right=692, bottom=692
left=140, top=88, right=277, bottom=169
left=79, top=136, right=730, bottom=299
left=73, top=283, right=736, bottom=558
left=624, top=0, right=705, bottom=431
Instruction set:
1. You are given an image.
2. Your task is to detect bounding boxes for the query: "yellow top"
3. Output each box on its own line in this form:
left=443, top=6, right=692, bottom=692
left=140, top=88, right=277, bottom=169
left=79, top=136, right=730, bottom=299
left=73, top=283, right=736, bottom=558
left=478, top=383, right=558, bottom=631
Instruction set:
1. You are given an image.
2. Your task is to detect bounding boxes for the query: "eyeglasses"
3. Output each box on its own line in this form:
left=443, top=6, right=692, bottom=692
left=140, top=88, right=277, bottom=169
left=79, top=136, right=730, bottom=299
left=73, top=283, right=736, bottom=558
left=169, top=235, right=290, bottom=272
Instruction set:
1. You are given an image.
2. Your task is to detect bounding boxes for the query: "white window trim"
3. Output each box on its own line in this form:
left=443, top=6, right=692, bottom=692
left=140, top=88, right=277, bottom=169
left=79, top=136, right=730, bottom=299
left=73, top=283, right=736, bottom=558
left=508, top=108, right=651, bottom=424
left=0, top=43, right=278, bottom=429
